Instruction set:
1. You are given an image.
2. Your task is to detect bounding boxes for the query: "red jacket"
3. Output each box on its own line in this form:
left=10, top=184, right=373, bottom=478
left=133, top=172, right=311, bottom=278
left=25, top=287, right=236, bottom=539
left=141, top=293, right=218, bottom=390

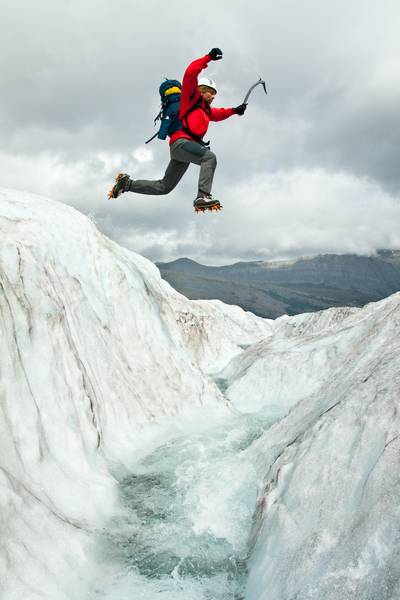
left=169, top=55, right=236, bottom=145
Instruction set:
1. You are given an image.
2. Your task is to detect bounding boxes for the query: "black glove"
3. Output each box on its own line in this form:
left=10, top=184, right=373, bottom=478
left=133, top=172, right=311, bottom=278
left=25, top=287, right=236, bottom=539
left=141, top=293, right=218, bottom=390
left=234, top=103, right=247, bottom=116
left=208, top=48, right=223, bottom=61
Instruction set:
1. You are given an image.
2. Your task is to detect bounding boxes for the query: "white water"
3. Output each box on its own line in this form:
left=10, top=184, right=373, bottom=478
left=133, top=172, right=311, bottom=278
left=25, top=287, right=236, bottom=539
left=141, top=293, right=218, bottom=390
left=1, top=189, right=400, bottom=599
left=89, top=409, right=273, bottom=600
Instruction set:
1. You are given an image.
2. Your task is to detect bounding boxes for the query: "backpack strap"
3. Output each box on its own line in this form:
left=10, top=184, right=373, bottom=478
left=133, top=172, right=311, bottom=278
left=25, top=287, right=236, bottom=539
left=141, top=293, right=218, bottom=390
left=145, top=131, right=160, bottom=144
left=180, top=96, right=211, bottom=147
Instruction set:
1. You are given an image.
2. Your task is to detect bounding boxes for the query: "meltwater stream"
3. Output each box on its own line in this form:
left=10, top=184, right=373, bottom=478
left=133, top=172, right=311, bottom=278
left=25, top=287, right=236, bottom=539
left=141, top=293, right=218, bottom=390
left=90, top=400, right=280, bottom=600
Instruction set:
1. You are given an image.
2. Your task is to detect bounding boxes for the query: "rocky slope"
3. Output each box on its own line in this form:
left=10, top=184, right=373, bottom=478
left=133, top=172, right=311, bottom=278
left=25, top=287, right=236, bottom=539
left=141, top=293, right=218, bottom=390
left=158, top=253, right=400, bottom=318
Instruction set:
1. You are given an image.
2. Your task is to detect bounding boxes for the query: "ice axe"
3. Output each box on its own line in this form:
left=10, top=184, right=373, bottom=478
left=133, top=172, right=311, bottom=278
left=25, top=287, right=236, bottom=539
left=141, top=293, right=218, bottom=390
left=242, top=77, right=267, bottom=105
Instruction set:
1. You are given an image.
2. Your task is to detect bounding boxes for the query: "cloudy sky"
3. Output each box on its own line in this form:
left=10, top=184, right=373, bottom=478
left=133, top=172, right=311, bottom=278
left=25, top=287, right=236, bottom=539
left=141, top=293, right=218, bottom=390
left=1, top=0, right=400, bottom=265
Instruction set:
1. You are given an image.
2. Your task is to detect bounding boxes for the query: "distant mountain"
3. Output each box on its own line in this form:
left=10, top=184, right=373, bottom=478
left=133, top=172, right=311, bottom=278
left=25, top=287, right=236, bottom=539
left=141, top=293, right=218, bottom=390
left=157, top=252, right=400, bottom=318
left=377, top=249, right=400, bottom=267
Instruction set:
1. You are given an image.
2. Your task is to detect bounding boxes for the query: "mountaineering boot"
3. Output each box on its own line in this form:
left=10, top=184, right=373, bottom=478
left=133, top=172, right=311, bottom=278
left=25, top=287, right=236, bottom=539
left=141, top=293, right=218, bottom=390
left=193, top=193, right=222, bottom=213
left=108, top=173, right=132, bottom=199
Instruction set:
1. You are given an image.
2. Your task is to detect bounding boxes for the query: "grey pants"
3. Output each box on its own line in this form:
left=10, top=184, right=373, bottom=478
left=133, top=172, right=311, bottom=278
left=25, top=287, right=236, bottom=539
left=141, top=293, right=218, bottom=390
left=129, top=138, right=217, bottom=196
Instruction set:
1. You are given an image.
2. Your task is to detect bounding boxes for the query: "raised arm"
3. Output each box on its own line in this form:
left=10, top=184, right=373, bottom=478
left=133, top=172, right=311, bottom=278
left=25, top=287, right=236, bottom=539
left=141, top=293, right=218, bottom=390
left=180, top=48, right=223, bottom=114
left=180, top=55, right=211, bottom=115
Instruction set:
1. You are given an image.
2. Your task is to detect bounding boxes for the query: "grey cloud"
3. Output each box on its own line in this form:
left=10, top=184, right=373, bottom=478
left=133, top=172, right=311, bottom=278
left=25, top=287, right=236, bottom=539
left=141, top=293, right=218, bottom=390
left=1, top=0, right=400, bottom=263
left=304, top=82, right=400, bottom=192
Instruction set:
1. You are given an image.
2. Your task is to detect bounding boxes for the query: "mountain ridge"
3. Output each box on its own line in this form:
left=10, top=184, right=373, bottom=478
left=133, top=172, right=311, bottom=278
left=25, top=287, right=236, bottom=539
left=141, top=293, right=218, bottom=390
left=158, top=252, right=400, bottom=317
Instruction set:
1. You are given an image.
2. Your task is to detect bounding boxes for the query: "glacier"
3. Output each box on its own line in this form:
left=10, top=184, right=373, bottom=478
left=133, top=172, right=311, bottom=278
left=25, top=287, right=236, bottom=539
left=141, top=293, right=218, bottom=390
left=222, top=299, right=400, bottom=599
left=1, top=188, right=399, bottom=599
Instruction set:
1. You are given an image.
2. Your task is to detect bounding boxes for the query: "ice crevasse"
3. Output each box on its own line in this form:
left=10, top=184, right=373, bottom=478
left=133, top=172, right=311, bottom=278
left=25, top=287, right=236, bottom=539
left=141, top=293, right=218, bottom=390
left=1, top=188, right=400, bottom=600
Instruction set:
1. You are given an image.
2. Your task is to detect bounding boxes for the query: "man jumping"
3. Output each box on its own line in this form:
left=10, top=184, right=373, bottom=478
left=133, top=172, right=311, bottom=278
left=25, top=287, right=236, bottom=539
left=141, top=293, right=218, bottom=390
left=108, top=48, right=247, bottom=211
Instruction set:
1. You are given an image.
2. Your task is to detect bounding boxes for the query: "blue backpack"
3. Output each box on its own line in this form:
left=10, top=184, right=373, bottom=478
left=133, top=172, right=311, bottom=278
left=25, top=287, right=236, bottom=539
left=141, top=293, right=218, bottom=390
left=145, top=79, right=183, bottom=144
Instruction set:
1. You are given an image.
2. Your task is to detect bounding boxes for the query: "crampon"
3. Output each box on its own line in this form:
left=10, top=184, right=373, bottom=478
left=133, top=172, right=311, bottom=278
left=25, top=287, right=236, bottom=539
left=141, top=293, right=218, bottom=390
left=194, top=202, right=223, bottom=214
left=108, top=173, right=130, bottom=199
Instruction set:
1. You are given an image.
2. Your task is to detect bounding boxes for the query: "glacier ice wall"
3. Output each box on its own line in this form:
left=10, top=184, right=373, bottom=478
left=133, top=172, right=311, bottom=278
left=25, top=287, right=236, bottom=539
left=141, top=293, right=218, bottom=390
left=221, top=293, right=400, bottom=599
left=0, top=189, right=270, bottom=599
